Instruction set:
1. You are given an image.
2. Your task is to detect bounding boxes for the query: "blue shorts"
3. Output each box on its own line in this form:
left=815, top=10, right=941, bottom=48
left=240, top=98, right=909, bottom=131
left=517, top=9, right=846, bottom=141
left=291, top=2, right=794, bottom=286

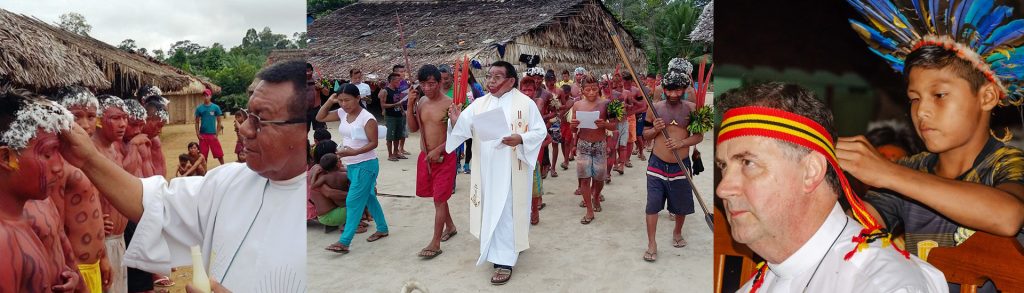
left=646, top=155, right=693, bottom=215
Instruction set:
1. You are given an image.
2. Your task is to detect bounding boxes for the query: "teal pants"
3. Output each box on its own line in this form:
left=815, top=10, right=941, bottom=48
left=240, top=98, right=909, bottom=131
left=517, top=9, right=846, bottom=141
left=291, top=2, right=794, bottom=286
left=339, top=158, right=388, bottom=246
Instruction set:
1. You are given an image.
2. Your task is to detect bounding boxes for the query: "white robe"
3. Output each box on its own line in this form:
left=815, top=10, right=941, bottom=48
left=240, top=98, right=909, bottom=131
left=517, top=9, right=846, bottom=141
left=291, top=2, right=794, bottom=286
left=123, top=163, right=306, bottom=292
left=738, top=204, right=946, bottom=293
left=446, top=88, right=546, bottom=267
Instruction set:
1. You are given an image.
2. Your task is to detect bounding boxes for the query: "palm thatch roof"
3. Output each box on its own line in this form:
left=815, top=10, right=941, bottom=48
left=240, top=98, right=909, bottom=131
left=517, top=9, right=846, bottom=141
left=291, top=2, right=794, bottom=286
left=689, top=1, right=713, bottom=43
left=0, top=8, right=219, bottom=96
left=265, top=49, right=308, bottom=66
left=309, top=0, right=647, bottom=79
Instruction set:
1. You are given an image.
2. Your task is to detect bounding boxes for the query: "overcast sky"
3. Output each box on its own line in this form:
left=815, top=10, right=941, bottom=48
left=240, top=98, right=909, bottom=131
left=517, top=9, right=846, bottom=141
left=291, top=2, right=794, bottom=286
left=4, top=0, right=306, bottom=52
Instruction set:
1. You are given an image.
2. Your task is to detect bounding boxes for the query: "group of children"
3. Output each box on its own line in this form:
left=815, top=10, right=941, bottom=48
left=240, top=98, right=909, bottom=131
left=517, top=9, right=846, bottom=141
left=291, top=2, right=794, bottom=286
left=0, top=84, right=172, bottom=292
left=304, top=59, right=705, bottom=264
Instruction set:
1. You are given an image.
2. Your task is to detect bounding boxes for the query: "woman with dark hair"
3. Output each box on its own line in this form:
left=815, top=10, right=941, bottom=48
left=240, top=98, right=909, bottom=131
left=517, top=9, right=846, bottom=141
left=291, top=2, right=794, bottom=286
left=316, top=83, right=390, bottom=253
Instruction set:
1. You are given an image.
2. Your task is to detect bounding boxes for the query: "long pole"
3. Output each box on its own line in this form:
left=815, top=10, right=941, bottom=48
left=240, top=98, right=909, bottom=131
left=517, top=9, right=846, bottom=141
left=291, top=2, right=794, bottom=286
left=397, top=13, right=430, bottom=174
left=602, top=19, right=713, bottom=231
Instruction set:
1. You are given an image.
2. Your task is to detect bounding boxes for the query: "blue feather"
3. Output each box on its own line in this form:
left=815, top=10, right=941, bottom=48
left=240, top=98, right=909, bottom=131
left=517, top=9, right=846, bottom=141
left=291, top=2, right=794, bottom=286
left=868, top=47, right=906, bottom=72
left=963, top=0, right=992, bottom=29
left=851, top=20, right=900, bottom=51
left=974, top=6, right=1011, bottom=45
left=951, top=0, right=969, bottom=36
left=981, top=20, right=1024, bottom=54
left=849, top=0, right=914, bottom=42
left=928, top=0, right=939, bottom=32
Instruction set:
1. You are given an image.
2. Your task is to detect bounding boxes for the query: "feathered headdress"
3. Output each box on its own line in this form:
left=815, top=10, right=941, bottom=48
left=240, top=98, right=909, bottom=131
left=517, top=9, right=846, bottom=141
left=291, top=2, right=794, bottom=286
left=847, top=0, right=1024, bottom=106
left=0, top=87, right=74, bottom=151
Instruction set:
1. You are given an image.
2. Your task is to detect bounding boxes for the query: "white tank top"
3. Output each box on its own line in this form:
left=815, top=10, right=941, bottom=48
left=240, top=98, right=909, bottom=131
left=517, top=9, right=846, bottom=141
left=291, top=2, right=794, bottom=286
left=337, top=109, right=378, bottom=165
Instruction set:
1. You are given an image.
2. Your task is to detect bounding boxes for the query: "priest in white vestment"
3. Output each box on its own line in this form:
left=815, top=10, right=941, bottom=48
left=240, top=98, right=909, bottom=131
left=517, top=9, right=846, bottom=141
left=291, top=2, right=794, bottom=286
left=445, top=61, right=547, bottom=285
left=715, top=83, right=946, bottom=293
left=59, top=61, right=310, bottom=292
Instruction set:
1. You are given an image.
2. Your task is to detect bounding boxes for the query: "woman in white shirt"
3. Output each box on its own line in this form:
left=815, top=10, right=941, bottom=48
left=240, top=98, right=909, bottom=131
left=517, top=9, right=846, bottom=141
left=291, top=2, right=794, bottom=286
left=316, top=83, right=389, bottom=253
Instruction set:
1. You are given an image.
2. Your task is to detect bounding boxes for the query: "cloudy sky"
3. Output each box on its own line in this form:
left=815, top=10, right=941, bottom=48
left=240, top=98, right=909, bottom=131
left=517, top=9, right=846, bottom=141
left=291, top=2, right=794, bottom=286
left=4, top=0, right=306, bottom=52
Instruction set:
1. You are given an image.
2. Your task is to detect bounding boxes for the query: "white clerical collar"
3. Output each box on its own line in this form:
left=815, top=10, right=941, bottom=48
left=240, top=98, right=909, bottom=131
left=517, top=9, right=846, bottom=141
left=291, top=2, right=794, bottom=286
left=768, top=203, right=847, bottom=279
left=270, top=171, right=306, bottom=186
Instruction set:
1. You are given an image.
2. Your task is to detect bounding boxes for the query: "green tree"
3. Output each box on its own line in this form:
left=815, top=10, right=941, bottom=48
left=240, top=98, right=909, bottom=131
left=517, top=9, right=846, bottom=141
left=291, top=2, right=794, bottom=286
left=601, top=0, right=707, bottom=74
left=118, top=39, right=137, bottom=52
left=57, top=12, right=91, bottom=36
left=307, top=0, right=355, bottom=19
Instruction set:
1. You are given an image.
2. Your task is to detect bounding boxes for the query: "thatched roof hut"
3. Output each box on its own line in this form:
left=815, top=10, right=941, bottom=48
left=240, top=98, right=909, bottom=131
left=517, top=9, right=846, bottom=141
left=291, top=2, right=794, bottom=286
left=0, top=8, right=220, bottom=98
left=309, top=0, right=647, bottom=80
left=690, top=1, right=713, bottom=43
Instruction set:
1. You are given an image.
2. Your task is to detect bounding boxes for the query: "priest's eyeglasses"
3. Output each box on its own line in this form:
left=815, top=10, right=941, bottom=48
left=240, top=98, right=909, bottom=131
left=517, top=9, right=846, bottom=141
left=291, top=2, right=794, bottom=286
left=241, top=109, right=305, bottom=133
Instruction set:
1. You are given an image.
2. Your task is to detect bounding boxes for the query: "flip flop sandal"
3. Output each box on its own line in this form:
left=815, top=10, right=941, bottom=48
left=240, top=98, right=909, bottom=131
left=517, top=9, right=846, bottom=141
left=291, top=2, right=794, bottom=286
left=366, top=233, right=389, bottom=242
left=388, top=158, right=399, bottom=162
left=418, top=249, right=443, bottom=259
left=579, top=201, right=586, bottom=208
left=491, top=268, right=512, bottom=285
left=551, top=171, right=559, bottom=177
left=625, top=162, right=633, bottom=168
left=575, top=189, right=582, bottom=195
left=580, top=216, right=595, bottom=225
left=325, top=242, right=349, bottom=254
left=561, top=163, right=569, bottom=170
left=643, top=251, right=657, bottom=262
left=594, top=206, right=602, bottom=212
left=440, top=230, right=458, bottom=242
left=539, top=203, right=547, bottom=210
left=673, top=237, right=687, bottom=248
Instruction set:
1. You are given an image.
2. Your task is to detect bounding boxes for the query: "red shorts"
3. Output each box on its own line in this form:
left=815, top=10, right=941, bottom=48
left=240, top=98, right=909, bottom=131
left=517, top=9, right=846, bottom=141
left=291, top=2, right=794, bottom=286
left=199, top=134, right=224, bottom=159
left=416, top=151, right=457, bottom=202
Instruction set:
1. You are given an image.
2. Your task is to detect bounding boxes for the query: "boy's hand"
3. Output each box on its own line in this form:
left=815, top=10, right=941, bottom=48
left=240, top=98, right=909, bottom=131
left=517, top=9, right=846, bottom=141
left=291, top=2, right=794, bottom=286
left=665, top=138, right=683, bottom=150
left=653, top=118, right=666, bottom=132
left=595, top=119, right=606, bottom=128
left=427, top=149, right=443, bottom=162
left=570, top=119, right=580, bottom=129
left=836, top=135, right=896, bottom=188
left=101, top=258, right=111, bottom=289
left=103, top=214, right=114, bottom=236
left=51, top=268, right=79, bottom=292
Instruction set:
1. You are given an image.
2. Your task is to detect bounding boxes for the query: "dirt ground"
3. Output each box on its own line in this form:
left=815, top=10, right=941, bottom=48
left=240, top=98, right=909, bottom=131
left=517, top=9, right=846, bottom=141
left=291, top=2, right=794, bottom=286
left=306, top=120, right=714, bottom=292
left=158, top=116, right=240, bottom=178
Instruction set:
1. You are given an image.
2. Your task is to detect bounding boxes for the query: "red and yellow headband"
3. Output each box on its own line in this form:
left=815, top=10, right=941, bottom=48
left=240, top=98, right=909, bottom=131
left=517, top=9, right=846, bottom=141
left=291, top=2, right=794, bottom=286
left=718, top=106, right=909, bottom=292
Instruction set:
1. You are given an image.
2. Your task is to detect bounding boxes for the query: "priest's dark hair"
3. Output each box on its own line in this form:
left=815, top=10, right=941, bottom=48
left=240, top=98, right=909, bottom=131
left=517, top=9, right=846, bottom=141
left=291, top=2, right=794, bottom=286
left=256, top=60, right=309, bottom=120
left=491, top=61, right=518, bottom=88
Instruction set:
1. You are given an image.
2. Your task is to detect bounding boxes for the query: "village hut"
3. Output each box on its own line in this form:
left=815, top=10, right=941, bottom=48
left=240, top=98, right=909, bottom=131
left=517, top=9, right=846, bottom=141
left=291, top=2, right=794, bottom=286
left=308, top=0, right=647, bottom=80
left=0, top=8, right=220, bottom=124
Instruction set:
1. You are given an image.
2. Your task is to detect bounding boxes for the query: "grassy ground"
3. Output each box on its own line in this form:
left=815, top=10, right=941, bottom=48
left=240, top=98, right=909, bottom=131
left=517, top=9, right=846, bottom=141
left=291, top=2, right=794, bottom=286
left=158, top=115, right=241, bottom=178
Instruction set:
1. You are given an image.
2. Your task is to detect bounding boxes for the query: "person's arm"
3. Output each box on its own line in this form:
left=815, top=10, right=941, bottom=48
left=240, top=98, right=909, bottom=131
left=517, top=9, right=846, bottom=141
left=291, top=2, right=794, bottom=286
left=184, top=157, right=203, bottom=176
left=58, top=124, right=144, bottom=221
left=216, top=116, right=223, bottom=136
left=837, top=136, right=1024, bottom=236
left=315, top=94, right=340, bottom=123
left=194, top=107, right=202, bottom=139
left=310, top=171, right=326, bottom=189
left=642, top=108, right=661, bottom=140
left=320, top=185, right=348, bottom=202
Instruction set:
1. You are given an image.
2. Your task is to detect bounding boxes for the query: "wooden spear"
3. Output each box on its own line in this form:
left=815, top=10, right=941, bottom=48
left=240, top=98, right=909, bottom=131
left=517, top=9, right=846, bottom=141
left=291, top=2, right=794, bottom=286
left=602, top=19, right=713, bottom=231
